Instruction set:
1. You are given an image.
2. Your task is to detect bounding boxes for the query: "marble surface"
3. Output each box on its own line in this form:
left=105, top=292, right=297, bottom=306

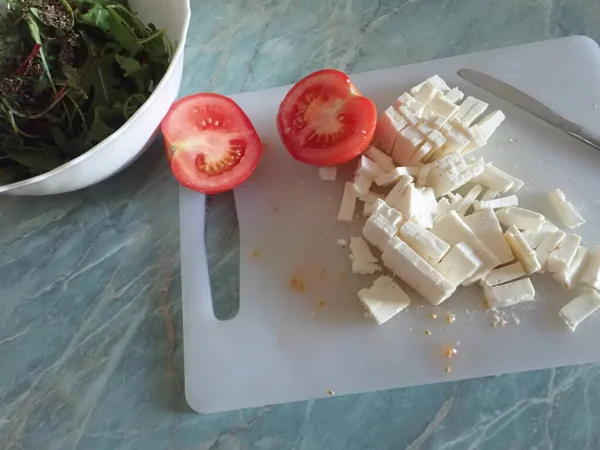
left=2, top=0, right=600, bottom=448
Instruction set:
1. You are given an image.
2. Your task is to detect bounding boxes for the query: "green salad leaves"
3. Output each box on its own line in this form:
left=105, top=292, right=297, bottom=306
left=0, top=0, right=173, bottom=184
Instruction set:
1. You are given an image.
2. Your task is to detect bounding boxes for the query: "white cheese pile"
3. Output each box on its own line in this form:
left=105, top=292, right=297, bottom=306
left=328, top=74, right=595, bottom=330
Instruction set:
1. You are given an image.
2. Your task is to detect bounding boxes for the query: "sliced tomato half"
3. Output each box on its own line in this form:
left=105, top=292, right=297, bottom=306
left=277, top=69, right=377, bottom=166
left=161, top=93, right=262, bottom=194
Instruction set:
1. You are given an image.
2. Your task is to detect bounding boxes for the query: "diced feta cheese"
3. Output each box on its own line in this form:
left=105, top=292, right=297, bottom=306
left=363, top=201, right=376, bottom=216
left=443, top=87, right=464, bottom=104
left=410, top=80, right=442, bottom=104
left=349, top=237, right=377, bottom=263
left=411, top=75, right=450, bottom=94
left=422, top=94, right=459, bottom=122
left=392, top=126, right=426, bottom=166
left=548, top=189, right=586, bottom=229
left=337, top=239, right=348, bottom=246
left=359, top=192, right=384, bottom=203
left=448, top=193, right=463, bottom=210
left=430, top=210, right=500, bottom=280
left=397, top=105, right=422, bottom=126
left=394, top=93, right=425, bottom=126
left=399, top=220, right=451, bottom=265
left=457, top=184, right=483, bottom=216
left=363, top=212, right=398, bottom=252
left=482, top=188, right=499, bottom=201
left=338, top=182, right=357, bottom=222
left=356, top=155, right=385, bottom=180
left=484, top=261, right=526, bottom=287
left=522, top=221, right=559, bottom=249
left=496, top=207, right=546, bottom=232
left=374, top=167, right=416, bottom=187
left=504, top=225, right=541, bottom=274
left=474, top=195, right=519, bottom=211
left=437, top=126, right=470, bottom=156
left=410, top=135, right=443, bottom=165
left=476, top=111, right=506, bottom=140
left=373, top=107, right=409, bottom=154
left=353, top=174, right=372, bottom=197
left=318, top=167, right=337, bottom=181
left=580, top=247, right=600, bottom=291
left=385, top=176, right=414, bottom=208
left=453, top=97, right=488, bottom=127
left=352, top=261, right=382, bottom=275
left=417, top=121, right=437, bottom=137
left=484, top=278, right=535, bottom=309
left=472, top=163, right=514, bottom=193
left=436, top=197, right=452, bottom=221
left=554, top=246, right=588, bottom=289
left=358, top=276, right=411, bottom=325
left=431, top=114, right=451, bottom=131
left=559, top=289, right=600, bottom=331
left=416, top=163, right=431, bottom=187
left=504, top=173, right=524, bottom=193
left=535, top=230, right=566, bottom=272
left=547, top=234, right=582, bottom=274
left=461, top=125, right=487, bottom=155
left=372, top=198, right=403, bottom=227
left=395, top=184, right=437, bottom=229
left=436, top=243, right=483, bottom=286
left=365, top=146, right=396, bottom=172
left=463, top=208, right=514, bottom=266
left=427, top=153, right=484, bottom=197
left=382, top=236, right=456, bottom=305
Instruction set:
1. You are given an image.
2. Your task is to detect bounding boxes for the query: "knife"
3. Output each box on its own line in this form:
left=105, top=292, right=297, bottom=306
left=457, top=68, right=600, bottom=151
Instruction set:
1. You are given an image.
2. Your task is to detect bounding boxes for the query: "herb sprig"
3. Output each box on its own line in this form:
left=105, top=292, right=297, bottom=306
left=0, top=0, right=173, bottom=184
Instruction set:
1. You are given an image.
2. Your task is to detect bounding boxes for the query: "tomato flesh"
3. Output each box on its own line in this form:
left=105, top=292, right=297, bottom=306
left=277, top=69, right=377, bottom=166
left=161, top=93, right=262, bottom=194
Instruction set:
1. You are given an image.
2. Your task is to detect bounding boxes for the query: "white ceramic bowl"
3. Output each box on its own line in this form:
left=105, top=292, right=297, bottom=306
left=0, top=0, right=191, bottom=196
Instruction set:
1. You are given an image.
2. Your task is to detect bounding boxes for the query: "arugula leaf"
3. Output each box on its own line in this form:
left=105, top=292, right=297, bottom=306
left=89, top=104, right=121, bottom=143
left=4, top=137, right=64, bottom=171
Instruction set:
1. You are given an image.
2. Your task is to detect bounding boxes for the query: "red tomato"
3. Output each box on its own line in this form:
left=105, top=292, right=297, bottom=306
left=277, top=69, right=377, bottom=166
left=161, top=93, right=262, bottom=194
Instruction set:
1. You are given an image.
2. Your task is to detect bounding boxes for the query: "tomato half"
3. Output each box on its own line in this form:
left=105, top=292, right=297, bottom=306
left=277, top=69, right=377, bottom=166
left=161, top=93, right=262, bottom=194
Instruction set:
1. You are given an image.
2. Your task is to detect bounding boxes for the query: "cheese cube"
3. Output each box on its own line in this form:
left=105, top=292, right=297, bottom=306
left=417, top=121, right=437, bottom=137
left=473, top=163, right=514, bottom=193
left=399, top=220, right=451, bottom=265
left=554, top=246, right=588, bottom=289
left=422, top=94, right=459, bottom=122
left=438, top=126, right=470, bottom=156
left=374, top=167, right=415, bottom=187
left=410, top=134, right=443, bottom=165
left=372, top=198, right=403, bottom=227
left=547, top=233, right=582, bottom=274
left=353, top=174, right=372, bottom=197
left=581, top=247, right=600, bottom=291
left=410, top=80, right=442, bottom=104
left=349, top=237, right=377, bottom=263
left=560, top=289, right=600, bottom=331
left=318, top=167, right=337, bottom=181
left=358, top=276, right=411, bottom=325
left=463, top=208, right=514, bottom=266
left=359, top=192, right=384, bottom=203
left=416, top=164, right=431, bottom=187
left=523, top=221, right=559, bottom=249
left=535, top=230, right=566, bottom=272
left=352, top=261, right=382, bottom=275
left=385, top=176, right=414, bottom=208
left=338, top=182, right=357, bottom=222
left=436, top=243, right=483, bottom=286
left=430, top=210, right=500, bottom=280
left=373, top=107, right=409, bottom=154
left=363, top=213, right=398, bottom=252
left=461, top=125, right=487, bottom=155
left=452, top=96, right=488, bottom=127
left=436, top=197, right=452, bottom=221
left=548, top=189, right=586, bottom=229
left=396, top=92, right=427, bottom=114
left=482, top=189, right=499, bottom=201
left=395, top=184, right=437, bottom=229
left=392, top=126, right=426, bottom=166
left=382, top=236, right=456, bottom=305
left=411, top=75, right=450, bottom=94
left=484, top=261, right=526, bottom=287
left=363, top=201, right=375, bottom=216
left=504, top=225, right=541, bottom=274
left=484, top=278, right=535, bottom=309
left=356, top=155, right=385, bottom=180
left=443, top=87, right=464, bottom=104
left=457, top=184, right=483, bottom=216
left=476, top=111, right=506, bottom=139
left=365, top=146, right=396, bottom=172
left=474, top=195, right=518, bottom=211
left=496, top=207, right=546, bottom=232
left=427, top=154, right=484, bottom=197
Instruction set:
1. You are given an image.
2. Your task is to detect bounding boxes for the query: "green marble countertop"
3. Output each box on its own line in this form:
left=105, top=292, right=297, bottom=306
left=2, top=1, right=600, bottom=449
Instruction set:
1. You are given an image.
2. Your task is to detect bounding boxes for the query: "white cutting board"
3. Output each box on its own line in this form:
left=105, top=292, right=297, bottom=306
left=180, top=36, right=600, bottom=414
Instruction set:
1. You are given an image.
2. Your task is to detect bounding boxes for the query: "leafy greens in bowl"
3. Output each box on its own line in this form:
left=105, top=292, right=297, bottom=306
left=0, top=0, right=176, bottom=185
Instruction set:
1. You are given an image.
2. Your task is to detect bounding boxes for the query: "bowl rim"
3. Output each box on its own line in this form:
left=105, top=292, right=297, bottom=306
left=0, top=1, right=192, bottom=194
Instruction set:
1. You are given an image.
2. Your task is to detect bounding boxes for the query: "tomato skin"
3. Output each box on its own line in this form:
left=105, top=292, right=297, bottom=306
left=161, top=93, right=263, bottom=194
left=277, top=69, right=377, bottom=166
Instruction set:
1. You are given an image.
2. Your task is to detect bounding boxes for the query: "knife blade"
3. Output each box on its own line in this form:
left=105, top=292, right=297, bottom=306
left=457, top=68, right=600, bottom=151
